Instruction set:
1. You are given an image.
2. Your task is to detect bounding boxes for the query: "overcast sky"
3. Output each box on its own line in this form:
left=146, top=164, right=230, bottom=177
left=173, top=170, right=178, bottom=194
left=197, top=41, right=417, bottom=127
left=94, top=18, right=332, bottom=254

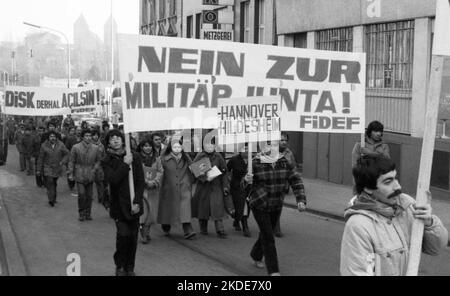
left=0, top=0, right=139, bottom=43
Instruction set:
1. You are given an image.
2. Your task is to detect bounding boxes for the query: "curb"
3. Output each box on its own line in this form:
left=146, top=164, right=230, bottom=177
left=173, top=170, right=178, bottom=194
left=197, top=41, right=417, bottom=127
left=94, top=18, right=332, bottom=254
left=0, top=193, right=27, bottom=276
left=283, top=201, right=345, bottom=222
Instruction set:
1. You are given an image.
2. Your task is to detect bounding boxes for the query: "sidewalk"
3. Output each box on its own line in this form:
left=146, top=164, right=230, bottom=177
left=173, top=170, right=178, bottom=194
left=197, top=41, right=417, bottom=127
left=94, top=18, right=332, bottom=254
left=285, top=177, right=450, bottom=244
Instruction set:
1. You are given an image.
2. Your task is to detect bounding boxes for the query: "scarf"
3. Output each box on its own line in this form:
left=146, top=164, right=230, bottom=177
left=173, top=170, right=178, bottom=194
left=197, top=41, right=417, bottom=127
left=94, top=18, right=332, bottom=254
left=259, top=152, right=281, bottom=164
left=348, top=191, right=403, bottom=219
left=107, top=147, right=126, bottom=157
left=171, top=152, right=182, bottom=162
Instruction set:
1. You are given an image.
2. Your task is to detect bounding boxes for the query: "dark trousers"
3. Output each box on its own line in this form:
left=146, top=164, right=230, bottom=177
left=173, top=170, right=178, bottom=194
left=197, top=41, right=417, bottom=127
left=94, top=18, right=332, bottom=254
left=45, top=176, right=58, bottom=203
left=8, top=132, right=14, bottom=144
left=35, top=159, right=43, bottom=187
left=19, top=152, right=26, bottom=171
left=25, top=156, right=34, bottom=174
left=77, top=182, right=93, bottom=216
left=114, top=219, right=139, bottom=271
left=250, top=208, right=282, bottom=275
left=95, top=180, right=104, bottom=203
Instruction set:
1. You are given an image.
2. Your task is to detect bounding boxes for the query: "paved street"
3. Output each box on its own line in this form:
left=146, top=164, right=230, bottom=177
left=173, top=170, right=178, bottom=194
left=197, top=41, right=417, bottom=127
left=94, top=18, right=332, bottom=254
left=1, top=145, right=450, bottom=276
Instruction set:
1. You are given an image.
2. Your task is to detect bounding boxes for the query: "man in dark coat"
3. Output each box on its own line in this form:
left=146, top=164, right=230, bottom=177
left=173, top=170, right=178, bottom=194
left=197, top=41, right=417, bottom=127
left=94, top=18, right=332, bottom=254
left=101, top=129, right=144, bottom=276
left=37, top=131, right=70, bottom=206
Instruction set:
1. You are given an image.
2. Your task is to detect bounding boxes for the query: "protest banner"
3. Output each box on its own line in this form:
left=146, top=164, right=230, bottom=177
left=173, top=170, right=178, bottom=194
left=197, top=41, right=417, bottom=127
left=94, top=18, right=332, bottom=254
left=3, top=86, right=100, bottom=116
left=217, top=96, right=280, bottom=145
left=407, top=0, right=449, bottom=276
left=117, top=34, right=365, bottom=134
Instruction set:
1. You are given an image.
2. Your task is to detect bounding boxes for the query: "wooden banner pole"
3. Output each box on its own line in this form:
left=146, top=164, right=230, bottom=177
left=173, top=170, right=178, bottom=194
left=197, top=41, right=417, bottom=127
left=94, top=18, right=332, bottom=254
left=406, top=55, right=444, bottom=276
left=125, top=133, right=135, bottom=204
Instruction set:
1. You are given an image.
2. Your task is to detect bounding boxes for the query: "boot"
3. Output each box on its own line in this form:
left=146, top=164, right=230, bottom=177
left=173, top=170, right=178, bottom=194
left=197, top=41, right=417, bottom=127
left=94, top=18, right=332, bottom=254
left=233, top=219, right=242, bottom=231
left=199, top=220, right=208, bottom=235
left=85, top=209, right=92, bottom=221
left=242, top=218, right=251, bottom=237
left=115, top=267, right=127, bottom=276
left=78, top=212, right=85, bottom=222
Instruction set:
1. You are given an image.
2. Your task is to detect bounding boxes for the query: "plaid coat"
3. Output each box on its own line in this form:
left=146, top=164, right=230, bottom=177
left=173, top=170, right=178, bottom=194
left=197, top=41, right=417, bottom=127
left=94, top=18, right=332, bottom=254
left=248, top=156, right=306, bottom=212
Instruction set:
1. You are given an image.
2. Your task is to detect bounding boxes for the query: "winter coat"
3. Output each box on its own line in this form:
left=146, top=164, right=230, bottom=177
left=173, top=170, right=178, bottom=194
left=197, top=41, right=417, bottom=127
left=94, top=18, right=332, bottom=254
left=340, top=194, right=448, bottom=276
left=351, top=136, right=390, bottom=167
left=157, top=153, right=193, bottom=225
left=227, top=154, right=247, bottom=198
left=141, top=151, right=163, bottom=225
left=14, top=130, right=26, bottom=153
left=64, top=134, right=79, bottom=152
left=68, top=141, right=101, bottom=184
left=93, top=140, right=106, bottom=181
left=192, top=152, right=232, bottom=220
left=101, top=150, right=144, bottom=221
left=37, top=140, right=69, bottom=177
left=20, top=133, right=37, bottom=157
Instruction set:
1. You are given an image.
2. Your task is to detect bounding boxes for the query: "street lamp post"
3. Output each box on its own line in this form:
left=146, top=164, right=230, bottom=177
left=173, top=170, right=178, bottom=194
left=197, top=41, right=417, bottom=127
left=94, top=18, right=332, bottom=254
left=23, top=22, right=71, bottom=88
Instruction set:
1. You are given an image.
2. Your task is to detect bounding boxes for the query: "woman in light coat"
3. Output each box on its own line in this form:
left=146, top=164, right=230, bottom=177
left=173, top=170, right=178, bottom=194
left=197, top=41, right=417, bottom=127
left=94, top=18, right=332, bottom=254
left=157, top=139, right=196, bottom=239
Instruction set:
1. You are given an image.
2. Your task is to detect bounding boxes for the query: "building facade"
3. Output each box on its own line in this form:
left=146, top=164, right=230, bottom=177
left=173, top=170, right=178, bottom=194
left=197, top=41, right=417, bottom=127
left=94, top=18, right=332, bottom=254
left=139, top=0, right=450, bottom=200
left=140, top=0, right=182, bottom=36
left=276, top=0, right=450, bottom=200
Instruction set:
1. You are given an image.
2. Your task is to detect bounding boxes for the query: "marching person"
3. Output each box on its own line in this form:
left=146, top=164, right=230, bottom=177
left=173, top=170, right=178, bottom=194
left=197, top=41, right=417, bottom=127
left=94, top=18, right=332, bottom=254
left=150, top=132, right=166, bottom=157
left=192, top=138, right=233, bottom=239
left=340, top=155, right=448, bottom=276
left=244, top=141, right=306, bottom=276
left=227, top=144, right=253, bottom=237
left=34, top=126, right=45, bottom=187
left=137, top=139, right=163, bottom=243
left=273, top=132, right=297, bottom=238
left=101, top=129, right=144, bottom=276
left=69, top=129, right=102, bottom=221
left=351, top=120, right=390, bottom=168
left=64, top=126, right=79, bottom=193
left=20, top=126, right=36, bottom=175
left=157, top=139, right=196, bottom=239
left=37, top=131, right=70, bottom=207
left=92, top=129, right=108, bottom=207
left=14, top=123, right=26, bottom=171
left=6, top=117, right=16, bottom=145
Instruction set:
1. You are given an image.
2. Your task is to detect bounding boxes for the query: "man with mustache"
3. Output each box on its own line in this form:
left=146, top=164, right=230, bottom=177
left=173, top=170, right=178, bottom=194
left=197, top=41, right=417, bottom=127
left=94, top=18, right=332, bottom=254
left=340, top=155, right=448, bottom=276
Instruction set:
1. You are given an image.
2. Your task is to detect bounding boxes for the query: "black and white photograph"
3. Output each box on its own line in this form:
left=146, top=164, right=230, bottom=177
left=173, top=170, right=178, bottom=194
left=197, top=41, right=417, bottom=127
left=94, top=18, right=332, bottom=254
left=1, top=0, right=450, bottom=280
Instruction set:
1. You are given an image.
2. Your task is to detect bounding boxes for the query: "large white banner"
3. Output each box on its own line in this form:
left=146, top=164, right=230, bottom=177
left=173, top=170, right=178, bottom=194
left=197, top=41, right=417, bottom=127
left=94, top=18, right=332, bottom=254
left=3, top=86, right=101, bottom=116
left=118, top=34, right=365, bottom=134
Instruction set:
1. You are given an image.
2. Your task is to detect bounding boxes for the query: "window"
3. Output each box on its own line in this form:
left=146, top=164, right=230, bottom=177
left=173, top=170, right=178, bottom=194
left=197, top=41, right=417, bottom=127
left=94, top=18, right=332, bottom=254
left=169, top=0, right=176, bottom=16
left=315, top=27, right=353, bottom=52
left=142, top=0, right=149, bottom=25
left=150, top=0, right=156, bottom=23
left=243, top=1, right=250, bottom=42
left=255, top=0, right=265, bottom=44
left=365, top=21, right=415, bottom=89
left=195, top=13, right=201, bottom=39
left=186, top=15, right=193, bottom=38
left=159, top=0, right=166, bottom=19
left=431, top=150, right=450, bottom=190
